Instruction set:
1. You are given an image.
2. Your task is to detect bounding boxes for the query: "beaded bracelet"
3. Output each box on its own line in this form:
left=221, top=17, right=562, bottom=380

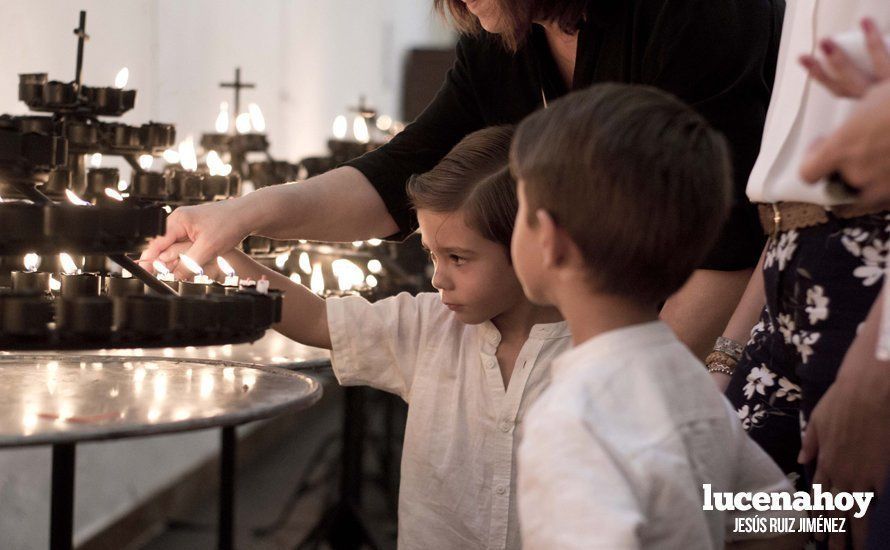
left=705, top=350, right=738, bottom=376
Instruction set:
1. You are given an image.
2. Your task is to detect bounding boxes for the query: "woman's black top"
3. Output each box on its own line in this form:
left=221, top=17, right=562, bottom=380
left=346, top=0, right=785, bottom=270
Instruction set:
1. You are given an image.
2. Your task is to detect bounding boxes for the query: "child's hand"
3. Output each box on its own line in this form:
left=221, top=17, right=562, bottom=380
left=138, top=241, right=224, bottom=281
left=799, top=18, right=890, bottom=99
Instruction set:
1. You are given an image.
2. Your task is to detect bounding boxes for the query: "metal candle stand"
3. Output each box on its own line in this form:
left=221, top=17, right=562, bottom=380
left=0, top=12, right=312, bottom=550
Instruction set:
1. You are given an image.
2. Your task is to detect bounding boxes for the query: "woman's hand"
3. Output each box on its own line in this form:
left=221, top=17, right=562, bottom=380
left=799, top=80, right=890, bottom=207
left=140, top=198, right=252, bottom=281
left=799, top=18, right=890, bottom=99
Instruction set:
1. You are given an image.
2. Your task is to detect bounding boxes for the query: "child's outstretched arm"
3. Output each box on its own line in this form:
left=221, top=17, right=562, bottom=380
left=220, top=250, right=332, bottom=350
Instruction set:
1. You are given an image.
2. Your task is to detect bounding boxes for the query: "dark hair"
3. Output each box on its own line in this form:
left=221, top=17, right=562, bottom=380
left=510, top=83, right=732, bottom=305
left=407, top=126, right=516, bottom=250
left=434, top=0, right=587, bottom=52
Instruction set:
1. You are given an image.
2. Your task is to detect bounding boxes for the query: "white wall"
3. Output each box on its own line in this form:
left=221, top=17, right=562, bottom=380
left=0, top=2, right=451, bottom=547
left=0, top=0, right=453, bottom=160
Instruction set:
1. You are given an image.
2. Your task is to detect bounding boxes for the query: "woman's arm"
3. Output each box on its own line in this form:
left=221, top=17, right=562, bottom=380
left=660, top=268, right=753, bottom=362
left=142, top=167, right=397, bottom=280
left=142, top=36, right=487, bottom=279
left=221, top=250, right=332, bottom=350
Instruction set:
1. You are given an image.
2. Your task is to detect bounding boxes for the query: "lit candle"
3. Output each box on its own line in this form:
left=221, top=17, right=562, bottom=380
left=178, top=253, right=212, bottom=295
left=216, top=256, right=239, bottom=287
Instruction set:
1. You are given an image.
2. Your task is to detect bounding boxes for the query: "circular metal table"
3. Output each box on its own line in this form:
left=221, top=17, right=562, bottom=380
left=0, top=354, right=323, bottom=550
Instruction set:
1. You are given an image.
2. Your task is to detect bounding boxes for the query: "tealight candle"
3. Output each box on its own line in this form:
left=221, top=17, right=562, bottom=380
left=106, top=275, right=145, bottom=298
left=216, top=257, right=239, bottom=288
left=11, top=271, right=50, bottom=293
left=60, top=273, right=101, bottom=298
left=86, top=168, right=120, bottom=200
left=131, top=171, right=168, bottom=200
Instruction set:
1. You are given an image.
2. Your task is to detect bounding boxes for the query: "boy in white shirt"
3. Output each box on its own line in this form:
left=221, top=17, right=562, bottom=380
left=162, top=126, right=569, bottom=549
left=509, top=84, right=805, bottom=549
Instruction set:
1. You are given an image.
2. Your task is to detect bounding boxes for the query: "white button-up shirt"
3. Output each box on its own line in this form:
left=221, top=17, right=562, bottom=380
left=519, top=322, right=798, bottom=549
left=327, top=292, right=571, bottom=549
left=747, top=0, right=890, bottom=205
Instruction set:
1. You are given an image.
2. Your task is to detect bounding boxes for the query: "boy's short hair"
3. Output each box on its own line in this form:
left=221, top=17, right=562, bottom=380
left=510, top=83, right=732, bottom=305
left=407, top=126, right=517, bottom=250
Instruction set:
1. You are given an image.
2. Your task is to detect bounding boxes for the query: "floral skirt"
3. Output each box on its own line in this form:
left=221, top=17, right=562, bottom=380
left=725, top=212, right=889, bottom=481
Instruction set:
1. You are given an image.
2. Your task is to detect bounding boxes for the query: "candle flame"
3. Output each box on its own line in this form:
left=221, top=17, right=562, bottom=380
left=205, top=150, right=224, bottom=176
left=220, top=163, right=232, bottom=176
left=23, top=253, right=40, bottom=272
left=274, top=252, right=290, bottom=269
left=178, top=137, right=198, bottom=171
left=289, top=273, right=301, bottom=284
left=298, top=252, right=312, bottom=275
left=24, top=252, right=40, bottom=272
left=50, top=275, right=61, bottom=291
left=104, top=188, right=124, bottom=201
left=332, top=258, right=365, bottom=291
left=89, top=152, right=103, bottom=168
left=118, top=179, right=129, bottom=191
left=367, top=238, right=382, bottom=247
left=310, top=262, right=325, bottom=294
left=114, top=67, right=129, bottom=89
left=152, top=260, right=171, bottom=275
left=65, top=189, right=91, bottom=206
left=332, top=115, right=348, bottom=139
left=215, top=101, right=230, bottom=133
left=138, top=154, right=154, bottom=170
left=216, top=256, right=235, bottom=277
left=235, top=112, right=252, bottom=134
left=59, top=253, right=79, bottom=275
left=366, top=274, right=378, bottom=288
left=248, top=103, right=266, bottom=132
left=179, top=253, right=204, bottom=276
left=162, top=148, right=180, bottom=164
left=367, top=259, right=382, bottom=274
left=376, top=114, right=393, bottom=132
left=353, top=116, right=370, bottom=144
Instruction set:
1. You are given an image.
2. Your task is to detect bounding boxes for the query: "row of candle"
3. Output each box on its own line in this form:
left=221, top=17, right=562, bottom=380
left=0, top=283, right=280, bottom=341
left=0, top=199, right=166, bottom=254
left=13, top=115, right=175, bottom=151
left=78, top=167, right=239, bottom=203
left=18, top=72, right=136, bottom=116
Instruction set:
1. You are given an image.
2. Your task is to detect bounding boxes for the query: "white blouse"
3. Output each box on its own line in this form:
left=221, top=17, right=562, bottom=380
left=747, top=0, right=890, bottom=205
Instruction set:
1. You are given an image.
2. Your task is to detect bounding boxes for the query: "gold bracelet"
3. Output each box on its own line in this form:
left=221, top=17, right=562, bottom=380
left=705, top=351, right=738, bottom=369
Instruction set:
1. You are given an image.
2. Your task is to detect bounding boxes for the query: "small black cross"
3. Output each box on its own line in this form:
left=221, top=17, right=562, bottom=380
left=73, top=10, right=90, bottom=89
left=220, top=67, right=255, bottom=116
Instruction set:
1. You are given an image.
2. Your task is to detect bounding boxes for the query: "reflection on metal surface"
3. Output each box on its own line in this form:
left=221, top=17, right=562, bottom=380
left=0, top=355, right=322, bottom=448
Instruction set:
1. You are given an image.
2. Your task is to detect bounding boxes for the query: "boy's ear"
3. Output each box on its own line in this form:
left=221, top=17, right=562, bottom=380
left=536, top=209, right=584, bottom=271
left=534, top=209, right=565, bottom=269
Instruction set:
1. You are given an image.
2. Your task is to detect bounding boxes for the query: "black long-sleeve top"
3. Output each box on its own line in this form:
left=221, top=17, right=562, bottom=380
left=346, top=0, right=785, bottom=270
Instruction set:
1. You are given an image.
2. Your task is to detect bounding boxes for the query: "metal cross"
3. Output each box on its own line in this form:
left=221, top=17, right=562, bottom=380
left=220, top=67, right=255, bottom=116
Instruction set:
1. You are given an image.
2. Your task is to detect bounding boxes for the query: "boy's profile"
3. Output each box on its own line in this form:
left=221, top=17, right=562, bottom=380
left=510, top=84, right=805, bottom=549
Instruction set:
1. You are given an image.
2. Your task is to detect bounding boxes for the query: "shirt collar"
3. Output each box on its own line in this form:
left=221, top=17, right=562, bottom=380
left=479, top=319, right=570, bottom=345
left=553, top=321, right=675, bottom=372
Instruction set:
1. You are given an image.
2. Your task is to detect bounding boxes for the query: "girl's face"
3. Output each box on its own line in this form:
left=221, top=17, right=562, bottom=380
left=418, top=208, right=527, bottom=325
left=461, top=0, right=510, bottom=34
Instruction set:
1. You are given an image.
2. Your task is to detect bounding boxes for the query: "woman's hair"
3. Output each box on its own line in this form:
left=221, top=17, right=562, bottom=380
left=434, top=0, right=588, bottom=52
left=407, top=126, right=517, bottom=250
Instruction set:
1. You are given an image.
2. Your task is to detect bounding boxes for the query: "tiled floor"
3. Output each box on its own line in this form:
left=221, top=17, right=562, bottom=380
left=139, top=383, right=399, bottom=550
